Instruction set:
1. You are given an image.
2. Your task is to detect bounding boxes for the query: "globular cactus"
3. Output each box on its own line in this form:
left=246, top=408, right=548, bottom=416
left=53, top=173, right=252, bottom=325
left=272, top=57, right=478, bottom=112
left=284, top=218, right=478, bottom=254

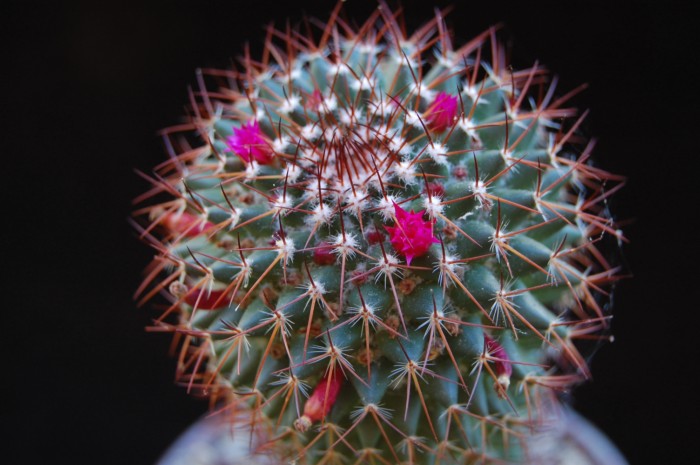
left=134, top=3, right=624, bottom=464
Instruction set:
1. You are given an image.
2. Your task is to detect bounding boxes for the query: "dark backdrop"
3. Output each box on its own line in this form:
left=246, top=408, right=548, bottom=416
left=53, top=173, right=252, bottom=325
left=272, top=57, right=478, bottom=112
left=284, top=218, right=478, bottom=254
left=5, top=1, right=694, bottom=463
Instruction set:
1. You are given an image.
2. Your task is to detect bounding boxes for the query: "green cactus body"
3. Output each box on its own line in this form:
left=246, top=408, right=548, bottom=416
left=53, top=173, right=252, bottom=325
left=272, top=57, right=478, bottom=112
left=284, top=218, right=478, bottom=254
left=135, top=5, right=623, bottom=464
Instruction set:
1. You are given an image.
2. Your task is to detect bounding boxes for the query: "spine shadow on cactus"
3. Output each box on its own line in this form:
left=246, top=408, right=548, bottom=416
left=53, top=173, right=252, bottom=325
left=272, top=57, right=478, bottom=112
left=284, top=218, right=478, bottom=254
left=133, top=2, right=625, bottom=463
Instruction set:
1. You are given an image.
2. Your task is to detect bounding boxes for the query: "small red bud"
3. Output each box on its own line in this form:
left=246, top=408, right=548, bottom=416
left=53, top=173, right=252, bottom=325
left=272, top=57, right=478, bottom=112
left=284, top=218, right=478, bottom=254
left=484, top=333, right=512, bottom=396
left=163, top=212, right=214, bottom=237
left=306, top=89, right=324, bottom=111
left=452, top=165, right=468, bottom=180
left=183, top=289, right=230, bottom=310
left=313, top=243, right=336, bottom=265
left=423, top=182, right=445, bottom=198
left=295, top=369, right=344, bottom=431
left=365, top=229, right=385, bottom=245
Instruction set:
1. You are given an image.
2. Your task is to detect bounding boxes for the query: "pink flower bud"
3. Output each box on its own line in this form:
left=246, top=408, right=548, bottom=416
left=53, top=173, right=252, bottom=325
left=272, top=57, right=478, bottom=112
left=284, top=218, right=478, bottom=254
left=452, top=165, right=468, bottom=180
left=484, top=333, right=513, bottom=396
left=423, top=182, right=445, bottom=198
left=425, top=92, right=459, bottom=133
left=313, top=242, right=336, bottom=265
left=385, top=202, right=439, bottom=265
left=295, top=369, right=344, bottom=431
left=365, top=229, right=385, bottom=245
left=163, top=212, right=214, bottom=237
left=183, top=289, right=230, bottom=310
left=226, top=120, right=274, bottom=164
left=305, top=89, right=323, bottom=110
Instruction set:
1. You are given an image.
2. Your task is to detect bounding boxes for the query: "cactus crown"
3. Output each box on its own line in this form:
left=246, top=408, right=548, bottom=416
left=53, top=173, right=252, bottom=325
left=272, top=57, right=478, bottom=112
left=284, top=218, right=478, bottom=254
left=134, top=3, right=624, bottom=464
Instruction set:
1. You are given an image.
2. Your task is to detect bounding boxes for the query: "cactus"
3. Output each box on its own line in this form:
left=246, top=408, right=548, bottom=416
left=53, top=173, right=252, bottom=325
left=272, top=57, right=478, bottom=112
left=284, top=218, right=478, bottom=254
left=134, top=3, right=624, bottom=464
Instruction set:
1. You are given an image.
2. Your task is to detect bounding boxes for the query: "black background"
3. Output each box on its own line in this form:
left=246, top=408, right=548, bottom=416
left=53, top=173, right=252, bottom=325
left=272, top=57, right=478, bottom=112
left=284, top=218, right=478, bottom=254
left=5, top=1, right=695, bottom=463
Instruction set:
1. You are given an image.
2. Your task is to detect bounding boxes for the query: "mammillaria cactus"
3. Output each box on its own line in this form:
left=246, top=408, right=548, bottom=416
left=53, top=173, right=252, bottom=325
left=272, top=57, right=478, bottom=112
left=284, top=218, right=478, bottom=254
left=134, top=3, right=624, bottom=463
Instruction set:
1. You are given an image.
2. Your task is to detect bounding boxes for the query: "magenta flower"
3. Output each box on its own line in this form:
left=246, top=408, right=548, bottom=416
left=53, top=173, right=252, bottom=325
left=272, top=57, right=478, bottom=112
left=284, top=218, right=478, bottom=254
left=226, top=120, right=274, bottom=164
left=385, top=202, right=439, bottom=265
left=425, top=92, right=459, bottom=133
